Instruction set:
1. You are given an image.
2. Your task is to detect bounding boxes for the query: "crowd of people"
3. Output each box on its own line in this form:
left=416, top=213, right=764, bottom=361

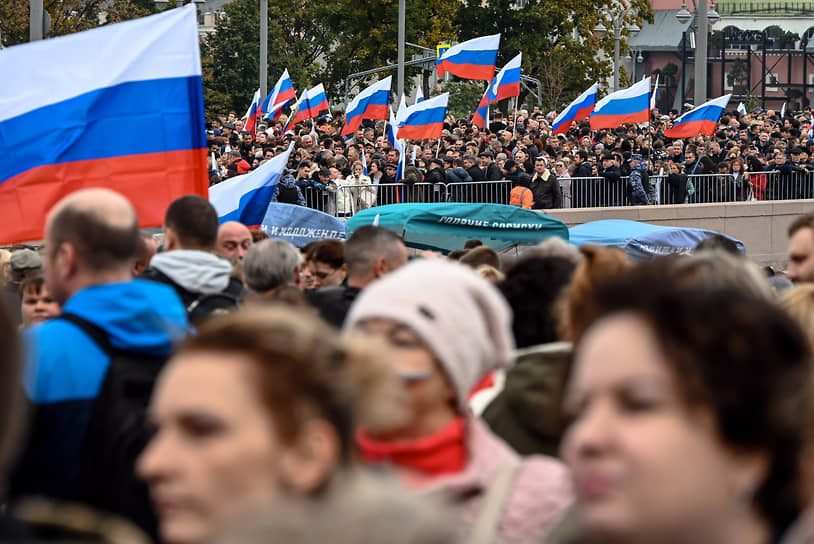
left=2, top=184, right=814, bottom=543
left=207, top=103, right=814, bottom=214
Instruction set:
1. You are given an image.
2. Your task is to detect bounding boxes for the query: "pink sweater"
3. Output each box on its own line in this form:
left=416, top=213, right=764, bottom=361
left=421, top=416, right=573, bottom=543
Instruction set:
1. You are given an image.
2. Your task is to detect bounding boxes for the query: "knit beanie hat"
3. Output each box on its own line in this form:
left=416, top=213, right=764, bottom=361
left=344, top=259, right=515, bottom=410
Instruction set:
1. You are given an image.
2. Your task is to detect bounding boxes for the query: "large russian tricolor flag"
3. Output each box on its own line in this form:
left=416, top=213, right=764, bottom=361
left=210, top=142, right=295, bottom=227
left=341, top=76, right=392, bottom=136
left=0, top=5, right=207, bottom=245
left=589, top=77, right=651, bottom=130
left=397, top=93, right=449, bottom=140
left=472, top=88, right=490, bottom=129
left=294, top=84, right=330, bottom=123
left=261, top=69, right=297, bottom=121
left=436, top=34, right=500, bottom=81
left=487, top=53, right=522, bottom=104
left=663, top=94, right=731, bottom=138
left=552, top=83, right=598, bottom=135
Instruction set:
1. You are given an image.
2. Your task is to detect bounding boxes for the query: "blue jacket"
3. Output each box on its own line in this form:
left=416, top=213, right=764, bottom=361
left=13, top=280, right=188, bottom=500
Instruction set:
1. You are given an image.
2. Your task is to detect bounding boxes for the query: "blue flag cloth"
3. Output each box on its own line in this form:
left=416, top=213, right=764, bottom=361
left=261, top=202, right=347, bottom=247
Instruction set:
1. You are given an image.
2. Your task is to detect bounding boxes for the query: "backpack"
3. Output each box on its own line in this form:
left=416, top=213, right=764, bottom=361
left=141, top=267, right=244, bottom=325
left=59, top=312, right=167, bottom=539
left=276, top=184, right=300, bottom=204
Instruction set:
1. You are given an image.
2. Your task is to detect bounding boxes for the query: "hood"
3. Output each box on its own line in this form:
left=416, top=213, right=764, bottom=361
left=62, top=280, right=189, bottom=356
left=150, top=250, right=232, bottom=294
left=280, top=174, right=297, bottom=188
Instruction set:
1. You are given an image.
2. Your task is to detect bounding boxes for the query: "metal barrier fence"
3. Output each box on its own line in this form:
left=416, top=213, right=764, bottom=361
left=293, top=170, right=814, bottom=218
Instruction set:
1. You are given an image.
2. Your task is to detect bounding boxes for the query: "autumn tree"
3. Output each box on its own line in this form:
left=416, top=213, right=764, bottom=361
left=1, top=0, right=151, bottom=48
left=457, top=0, right=652, bottom=112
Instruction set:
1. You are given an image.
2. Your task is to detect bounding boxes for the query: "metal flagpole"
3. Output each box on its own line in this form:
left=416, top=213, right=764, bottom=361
left=512, top=95, right=519, bottom=139
left=435, top=138, right=442, bottom=158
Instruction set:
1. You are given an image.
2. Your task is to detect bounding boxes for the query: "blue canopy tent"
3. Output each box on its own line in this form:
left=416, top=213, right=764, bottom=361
left=347, top=203, right=569, bottom=254
left=568, top=219, right=745, bottom=261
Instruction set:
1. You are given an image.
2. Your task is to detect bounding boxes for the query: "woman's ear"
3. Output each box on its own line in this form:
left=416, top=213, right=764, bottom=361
left=279, top=419, right=341, bottom=495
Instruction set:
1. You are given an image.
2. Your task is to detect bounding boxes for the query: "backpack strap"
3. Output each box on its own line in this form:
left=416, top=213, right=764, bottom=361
left=58, top=313, right=114, bottom=355
left=468, top=461, right=521, bottom=544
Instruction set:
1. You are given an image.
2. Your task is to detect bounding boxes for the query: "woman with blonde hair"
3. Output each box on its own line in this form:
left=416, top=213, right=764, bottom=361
left=138, top=307, right=405, bottom=544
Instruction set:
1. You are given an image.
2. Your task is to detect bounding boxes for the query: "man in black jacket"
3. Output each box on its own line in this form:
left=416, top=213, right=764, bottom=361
left=598, top=153, right=623, bottom=206
left=479, top=150, right=502, bottom=181
left=464, top=153, right=485, bottom=182
left=528, top=157, right=562, bottom=210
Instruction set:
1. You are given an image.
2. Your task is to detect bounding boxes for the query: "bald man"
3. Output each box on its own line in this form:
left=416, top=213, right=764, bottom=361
left=216, top=221, right=253, bottom=260
left=12, top=188, right=188, bottom=529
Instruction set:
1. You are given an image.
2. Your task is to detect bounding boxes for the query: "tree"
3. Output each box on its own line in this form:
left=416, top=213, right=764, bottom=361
left=441, top=80, right=486, bottom=118
left=1, top=0, right=151, bottom=48
left=205, top=0, right=327, bottom=118
left=316, top=0, right=459, bottom=102
left=456, top=0, right=652, bottom=112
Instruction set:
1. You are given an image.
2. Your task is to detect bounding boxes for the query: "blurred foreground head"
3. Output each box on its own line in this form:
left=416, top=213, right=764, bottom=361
left=561, top=258, right=811, bottom=543
left=138, top=306, right=404, bottom=544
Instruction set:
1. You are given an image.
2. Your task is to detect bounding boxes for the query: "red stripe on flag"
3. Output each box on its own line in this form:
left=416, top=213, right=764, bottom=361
left=0, top=148, right=208, bottom=244
left=397, top=122, right=445, bottom=140
left=663, top=119, right=718, bottom=138
left=436, top=60, right=496, bottom=81
left=589, top=110, right=649, bottom=130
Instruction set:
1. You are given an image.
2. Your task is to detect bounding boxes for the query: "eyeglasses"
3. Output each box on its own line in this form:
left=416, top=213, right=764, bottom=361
left=555, top=163, right=564, bottom=167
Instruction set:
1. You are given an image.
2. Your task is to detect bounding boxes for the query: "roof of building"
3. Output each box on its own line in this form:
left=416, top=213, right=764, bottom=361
left=628, top=9, right=695, bottom=51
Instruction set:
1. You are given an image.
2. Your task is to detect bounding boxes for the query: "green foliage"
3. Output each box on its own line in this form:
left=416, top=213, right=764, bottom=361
left=455, top=0, right=652, bottom=111
left=661, top=62, right=678, bottom=76
left=205, top=0, right=326, bottom=117
left=727, top=58, right=749, bottom=95
left=314, top=0, right=459, bottom=101
left=441, top=80, right=487, bottom=118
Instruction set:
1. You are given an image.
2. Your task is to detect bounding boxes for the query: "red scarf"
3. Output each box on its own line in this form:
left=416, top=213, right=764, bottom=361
left=356, top=418, right=467, bottom=477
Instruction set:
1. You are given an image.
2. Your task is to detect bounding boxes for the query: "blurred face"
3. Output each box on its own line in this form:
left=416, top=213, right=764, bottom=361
left=353, top=163, right=364, bottom=176
left=21, top=284, right=60, bottom=327
left=355, top=319, right=456, bottom=438
left=138, top=353, right=286, bottom=544
left=788, top=226, right=814, bottom=283
left=216, top=223, right=252, bottom=260
left=562, top=314, right=761, bottom=542
left=309, top=260, right=345, bottom=288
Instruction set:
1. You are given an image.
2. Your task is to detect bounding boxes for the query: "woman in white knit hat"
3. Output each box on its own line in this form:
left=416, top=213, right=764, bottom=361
left=344, top=259, right=572, bottom=544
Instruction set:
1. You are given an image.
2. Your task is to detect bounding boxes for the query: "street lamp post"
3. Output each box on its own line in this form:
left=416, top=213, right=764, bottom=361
left=676, top=1, right=720, bottom=106
left=593, top=4, right=641, bottom=92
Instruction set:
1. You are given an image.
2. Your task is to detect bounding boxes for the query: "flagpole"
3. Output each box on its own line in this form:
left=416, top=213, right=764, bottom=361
left=435, top=138, right=442, bottom=158
left=512, top=95, right=519, bottom=140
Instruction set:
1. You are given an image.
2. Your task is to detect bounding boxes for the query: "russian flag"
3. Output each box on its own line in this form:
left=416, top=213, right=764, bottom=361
left=0, top=5, right=207, bottom=245
left=341, top=76, right=392, bottom=136
left=261, top=69, right=296, bottom=120
left=416, top=87, right=425, bottom=104
left=663, top=94, right=731, bottom=139
left=436, top=34, right=500, bottom=81
left=472, top=87, right=490, bottom=129
left=551, top=83, right=598, bottom=135
left=397, top=93, right=449, bottom=140
left=395, top=94, right=409, bottom=126
left=589, top=77, right=651, bottom=130
left=244, top=88, right=261, bottom=137
left=209, top=142, right=295, bottom=227
left=487, top=53, right=522, bottom=104
left=294, top=84, right=330, bottom=123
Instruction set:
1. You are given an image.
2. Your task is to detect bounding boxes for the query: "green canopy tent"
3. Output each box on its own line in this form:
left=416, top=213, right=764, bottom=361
left=347, top=203, right=569, bottom=254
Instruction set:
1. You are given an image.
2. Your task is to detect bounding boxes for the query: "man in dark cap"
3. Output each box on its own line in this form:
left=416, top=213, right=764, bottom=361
left=4, top=249, right=43, bottom=325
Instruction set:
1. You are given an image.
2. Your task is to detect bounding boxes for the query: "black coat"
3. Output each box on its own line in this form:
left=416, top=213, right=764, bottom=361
left=530, top=172, right=562, bottom=209
left=485, top=162, right=502, bottom=181
left=467, top=165, right=486, bottom=182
